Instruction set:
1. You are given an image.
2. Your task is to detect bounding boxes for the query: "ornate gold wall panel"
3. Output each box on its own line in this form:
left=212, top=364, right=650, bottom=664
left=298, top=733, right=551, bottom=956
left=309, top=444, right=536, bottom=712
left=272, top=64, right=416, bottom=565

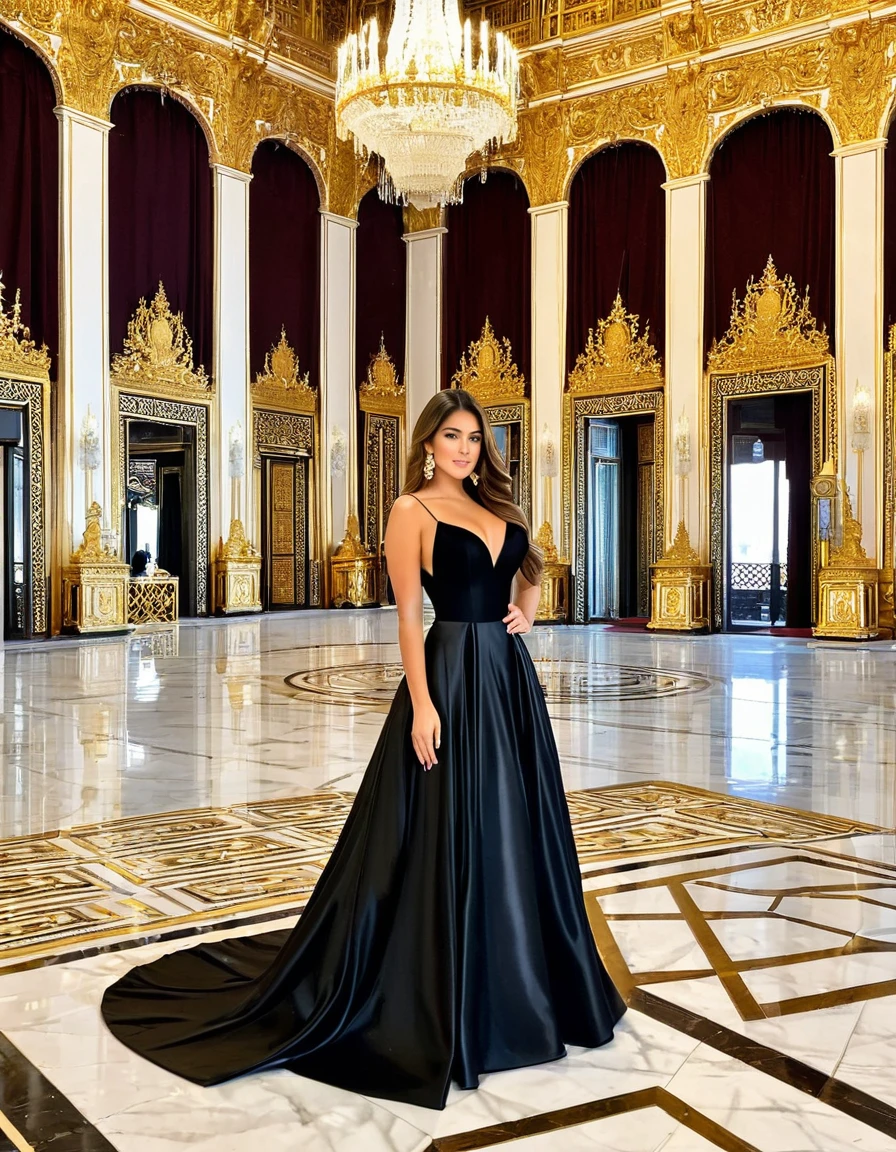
left=882, top=331, right=896, bottom=633
left=114, top=392, right=210, bottom=614
left=4, top=0, right=896, bottom=213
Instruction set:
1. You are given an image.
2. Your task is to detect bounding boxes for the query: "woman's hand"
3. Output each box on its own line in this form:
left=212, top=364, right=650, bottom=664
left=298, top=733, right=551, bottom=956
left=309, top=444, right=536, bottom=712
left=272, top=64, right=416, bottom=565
left=503, top=602, right=532, bottom=635
left=411, top=699, right=441, bottom=770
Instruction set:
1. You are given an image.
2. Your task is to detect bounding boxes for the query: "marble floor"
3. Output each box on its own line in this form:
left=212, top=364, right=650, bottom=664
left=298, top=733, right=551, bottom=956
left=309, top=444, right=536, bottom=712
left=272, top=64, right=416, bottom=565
left=2, top=610, right=896, bottom=1150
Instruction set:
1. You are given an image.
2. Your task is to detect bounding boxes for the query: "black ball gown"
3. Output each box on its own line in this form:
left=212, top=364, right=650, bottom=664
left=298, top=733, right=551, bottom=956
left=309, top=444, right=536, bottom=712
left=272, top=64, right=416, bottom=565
left=101, top=513, right=625, bottom=1111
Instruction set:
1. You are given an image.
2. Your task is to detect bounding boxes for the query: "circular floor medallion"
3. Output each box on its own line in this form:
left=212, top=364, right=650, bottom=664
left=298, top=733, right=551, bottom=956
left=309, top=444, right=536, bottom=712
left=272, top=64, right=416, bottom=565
left=286, top=658, right=709, bottom=706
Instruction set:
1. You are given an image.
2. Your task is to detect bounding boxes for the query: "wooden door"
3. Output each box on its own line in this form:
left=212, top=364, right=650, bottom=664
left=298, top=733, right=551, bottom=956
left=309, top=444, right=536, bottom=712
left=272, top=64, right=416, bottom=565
left=263, top=455, right=309, bottom=609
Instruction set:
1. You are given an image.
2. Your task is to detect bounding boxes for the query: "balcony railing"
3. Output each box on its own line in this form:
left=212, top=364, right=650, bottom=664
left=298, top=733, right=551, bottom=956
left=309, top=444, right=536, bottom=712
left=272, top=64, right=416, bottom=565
left=462, top=0, right=661, bottom=48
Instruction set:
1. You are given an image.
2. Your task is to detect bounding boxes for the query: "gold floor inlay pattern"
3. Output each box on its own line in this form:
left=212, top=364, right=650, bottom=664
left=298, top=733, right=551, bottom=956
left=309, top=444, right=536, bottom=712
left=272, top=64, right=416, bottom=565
left=589, top=846, right=896, bottom=1022
left=0, top=783, right=882, bottom=971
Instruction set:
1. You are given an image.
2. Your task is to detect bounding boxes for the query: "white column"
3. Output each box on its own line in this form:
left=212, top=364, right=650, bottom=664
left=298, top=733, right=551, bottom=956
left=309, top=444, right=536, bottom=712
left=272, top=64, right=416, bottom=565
left=834, top=140, right=886, bottom=561
left=404, top=225, right=445, bottom=437
left=529, top=201, right=568, bottom=534
left=664, top=173, right=709, bottom=554
left=213, top=164, right=252, bottom=544
left=55, top=107, right=112, bottom=554
left=320, top=210, right=358, bottom=554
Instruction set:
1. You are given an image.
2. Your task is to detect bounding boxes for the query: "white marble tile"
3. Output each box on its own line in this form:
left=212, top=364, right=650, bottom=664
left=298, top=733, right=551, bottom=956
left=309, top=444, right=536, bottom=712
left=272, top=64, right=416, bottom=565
left=666, top=1043, right=896, bottom=1151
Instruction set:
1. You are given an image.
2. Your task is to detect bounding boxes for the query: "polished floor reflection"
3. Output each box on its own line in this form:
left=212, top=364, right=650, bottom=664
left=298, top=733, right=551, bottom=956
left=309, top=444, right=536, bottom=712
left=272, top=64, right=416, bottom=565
left=2, top=611, right=896, bottom=1150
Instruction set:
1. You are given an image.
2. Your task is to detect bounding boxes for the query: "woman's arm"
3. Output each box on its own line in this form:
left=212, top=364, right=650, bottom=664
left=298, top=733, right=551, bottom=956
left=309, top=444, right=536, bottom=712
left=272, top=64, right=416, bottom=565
left=504, top=573, right=541, bottom=634
left=384, top=498, right=440, bottom=770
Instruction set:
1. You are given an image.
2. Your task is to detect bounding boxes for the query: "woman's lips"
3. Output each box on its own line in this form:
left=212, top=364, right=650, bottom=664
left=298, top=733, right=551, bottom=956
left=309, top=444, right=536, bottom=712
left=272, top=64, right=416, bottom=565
left=453, top=460, right=470, bottom=467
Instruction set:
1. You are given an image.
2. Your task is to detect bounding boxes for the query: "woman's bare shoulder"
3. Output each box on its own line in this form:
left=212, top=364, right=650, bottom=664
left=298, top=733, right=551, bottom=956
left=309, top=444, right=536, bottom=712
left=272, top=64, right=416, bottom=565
left=390, top=494, right=425, bottom=520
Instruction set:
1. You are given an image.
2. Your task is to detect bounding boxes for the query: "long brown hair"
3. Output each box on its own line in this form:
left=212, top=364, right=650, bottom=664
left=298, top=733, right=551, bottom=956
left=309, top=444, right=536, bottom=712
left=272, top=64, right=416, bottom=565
left=403, top=389, right=543, bottom=584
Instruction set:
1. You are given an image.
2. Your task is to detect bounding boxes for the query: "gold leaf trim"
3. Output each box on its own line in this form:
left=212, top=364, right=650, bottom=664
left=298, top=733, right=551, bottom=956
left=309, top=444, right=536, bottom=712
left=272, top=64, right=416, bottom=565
left=0, top=276, right=51, bottom=383
left=451, top=318, right=526, bottom=405
left=707, top=257, right=830, bottom=373
left=568, top=294, right=662, bottom=394
left=111, top=283, right=211, bottom=396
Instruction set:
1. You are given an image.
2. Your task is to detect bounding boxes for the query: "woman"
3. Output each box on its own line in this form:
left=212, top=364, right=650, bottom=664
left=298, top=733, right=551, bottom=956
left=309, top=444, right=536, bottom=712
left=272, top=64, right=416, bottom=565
left=101, top=389, right=624, bottom=1110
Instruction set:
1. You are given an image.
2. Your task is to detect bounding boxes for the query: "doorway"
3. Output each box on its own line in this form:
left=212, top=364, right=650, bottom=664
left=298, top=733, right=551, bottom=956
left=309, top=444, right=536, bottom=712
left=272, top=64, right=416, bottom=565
left=262, top=455, right=311, bottom=609
left=725, top=393, right=812, bottom=630
left=2, top=406, right=27, bottom=639
left=125, top=420, right=198, bottom=615
left=586, top=414, right=655, bottom=621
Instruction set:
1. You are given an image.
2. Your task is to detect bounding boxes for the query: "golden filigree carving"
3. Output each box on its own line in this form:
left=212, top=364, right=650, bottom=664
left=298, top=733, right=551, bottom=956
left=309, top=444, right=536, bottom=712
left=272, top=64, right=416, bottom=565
left=333, top=513, right=372, bottom=559
left=828, top=20, right=890, bottom=145
left=252, top=328, right=316, bottom=412
left=218, top=518, right=259, bottom=560
left=451, top=318, right=526, bottom=405
left=403, top=205, right=444, bottom=233
left=0, top=276, right=51, bottom=382
left=830, top=490, right=873, bottom=567
left=662, top=520, right=701, bottom=565
left=707, top=257, right=829, bottom=373
left=359, top=338, right=405, bottom=415
left=568, top=295, right=662, bottom=394
left=535, top=520, right=565, bottom=564
left=111, top=283, right=211, bottom=395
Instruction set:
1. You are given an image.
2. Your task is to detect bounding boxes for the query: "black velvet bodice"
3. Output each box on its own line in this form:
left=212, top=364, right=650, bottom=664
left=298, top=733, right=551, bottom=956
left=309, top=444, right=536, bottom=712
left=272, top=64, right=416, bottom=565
left=421, top=520, right=528, bottom=623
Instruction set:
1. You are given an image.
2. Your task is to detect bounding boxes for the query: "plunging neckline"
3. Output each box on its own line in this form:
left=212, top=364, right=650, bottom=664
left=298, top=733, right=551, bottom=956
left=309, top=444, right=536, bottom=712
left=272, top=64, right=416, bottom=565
left=438, top=519, right=510, bottom=570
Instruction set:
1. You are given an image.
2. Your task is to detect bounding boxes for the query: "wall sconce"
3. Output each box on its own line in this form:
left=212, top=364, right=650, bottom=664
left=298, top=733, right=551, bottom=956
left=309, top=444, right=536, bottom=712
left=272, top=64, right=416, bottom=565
left=78, top=407, right=101, bottom=511
left=330, top=426, right=347, bottom=477
left=851, top=379, right=872, bottom=529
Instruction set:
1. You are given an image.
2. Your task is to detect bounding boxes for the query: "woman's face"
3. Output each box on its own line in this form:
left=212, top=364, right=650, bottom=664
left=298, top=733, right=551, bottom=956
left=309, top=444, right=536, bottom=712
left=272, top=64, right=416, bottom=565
left=425, top=408, right=483, bottom=483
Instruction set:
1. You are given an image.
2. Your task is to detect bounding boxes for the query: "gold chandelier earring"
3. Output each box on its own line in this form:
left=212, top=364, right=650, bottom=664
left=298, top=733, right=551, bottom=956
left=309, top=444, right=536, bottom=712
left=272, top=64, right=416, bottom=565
left=423, top=452, right=435, bottom=481
left=470, top=471, right=479, bottom=487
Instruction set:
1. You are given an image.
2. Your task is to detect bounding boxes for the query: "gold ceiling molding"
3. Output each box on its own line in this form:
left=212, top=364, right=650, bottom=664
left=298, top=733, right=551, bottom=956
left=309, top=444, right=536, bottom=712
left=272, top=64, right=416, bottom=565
left=359, top=338, right=404, bottom=415
left=451, top=318, right=526, bottom=406
left=706, top=257, right=830, bottom=373
left=252, top=328, right=316, bottom=413
left=0, top=277, right=51, bottom=383
left=568, top=295, right=662, bottom=394
left=111, top=282, right=211, bottom=397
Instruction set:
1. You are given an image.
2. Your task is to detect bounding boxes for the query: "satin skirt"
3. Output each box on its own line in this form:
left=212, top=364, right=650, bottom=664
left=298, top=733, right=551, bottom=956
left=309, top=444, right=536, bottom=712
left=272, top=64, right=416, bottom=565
left=101, top=621, right=625, bottom=1110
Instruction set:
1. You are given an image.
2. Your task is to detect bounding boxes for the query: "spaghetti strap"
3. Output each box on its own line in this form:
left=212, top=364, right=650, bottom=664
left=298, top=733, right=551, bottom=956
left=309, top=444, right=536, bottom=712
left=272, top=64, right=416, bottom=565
left=408, top=494, right=439, bottom=522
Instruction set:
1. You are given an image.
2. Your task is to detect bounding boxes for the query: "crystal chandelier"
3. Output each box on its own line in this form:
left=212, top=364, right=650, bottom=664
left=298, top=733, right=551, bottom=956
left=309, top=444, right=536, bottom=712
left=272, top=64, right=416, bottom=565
left=336, top=0, right=519, bottom=209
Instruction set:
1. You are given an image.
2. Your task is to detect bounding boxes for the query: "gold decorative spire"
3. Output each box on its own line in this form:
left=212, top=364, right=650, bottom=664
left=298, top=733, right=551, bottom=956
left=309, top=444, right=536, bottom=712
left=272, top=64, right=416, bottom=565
left=567, top=294, right=662, bottom=394
left=359, top=336, right=405, bottom=414
left=111, top=282, right=211, bottom=396
left=660, top=520, right=701, bottom=565
left=830, top=489, right=873, bottom=568
left=252, top=328, right=316, bottom=412
left=0, top=275, right=51, bottom=383
left=451, top=317, right=526, bottom=406
left=333, top=513, right=372, bottom=558
left=707, top=257, right=830, bottom=372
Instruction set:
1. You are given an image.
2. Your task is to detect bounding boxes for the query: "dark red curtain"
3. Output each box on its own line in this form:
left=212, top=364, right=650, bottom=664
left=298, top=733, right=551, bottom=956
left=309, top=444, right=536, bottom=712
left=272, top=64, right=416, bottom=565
left=444, top=170, right=530, bottom=388
left=356, top=189, right=406, bottom=384
left=0, top=29, right=58, bottom=365
left=250, top=140, right=320, bottom=382
left=884, top=117, right=896, bottom=333
left=109, top=89, right=213, bottom=371
left=567, top=143, right=666, bottom=375
left=706, top=109, right=835, bottom=351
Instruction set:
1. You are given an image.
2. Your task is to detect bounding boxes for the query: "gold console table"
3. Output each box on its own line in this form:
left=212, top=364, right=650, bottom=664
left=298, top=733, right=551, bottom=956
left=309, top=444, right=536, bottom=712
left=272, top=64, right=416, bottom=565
left=330, top=514, right=378, bottom=608
left=62, top=503, right=131, bottom=635
left=648, top=523, right=711, bottom=633
left=128, top=575, right=179, bottom=624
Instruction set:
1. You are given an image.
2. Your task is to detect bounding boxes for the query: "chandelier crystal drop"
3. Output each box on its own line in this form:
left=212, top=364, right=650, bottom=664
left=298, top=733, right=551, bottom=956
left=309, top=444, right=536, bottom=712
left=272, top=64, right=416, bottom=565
left=335, top=0, right=519, bottom=209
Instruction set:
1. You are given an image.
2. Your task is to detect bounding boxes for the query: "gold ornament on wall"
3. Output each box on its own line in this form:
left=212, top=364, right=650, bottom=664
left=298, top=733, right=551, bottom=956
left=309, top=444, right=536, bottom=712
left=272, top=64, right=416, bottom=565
left=111, top=282, right=211, bottom=396
left=451, top=318, right=526, bottom=406
left=0, top=276, right=51, bottom=383
left=252, top=328, right=316, bottom=413
left=359, top=337, right=404, bottom=415
left=706, top=257, right=830, bottom=373
left=567, top=294, right=662, bottom=394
